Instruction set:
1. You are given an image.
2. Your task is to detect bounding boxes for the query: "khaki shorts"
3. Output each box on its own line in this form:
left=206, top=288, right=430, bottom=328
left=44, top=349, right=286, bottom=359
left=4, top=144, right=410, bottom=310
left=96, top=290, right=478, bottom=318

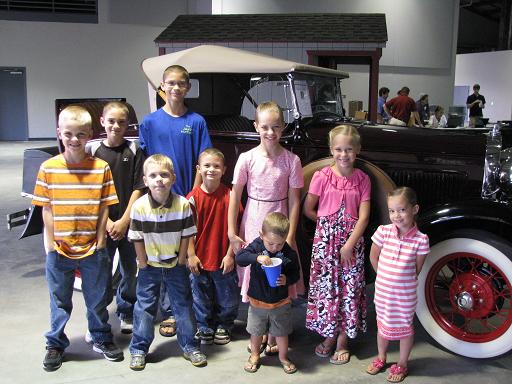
left=246, top=303, right=293, bottom=337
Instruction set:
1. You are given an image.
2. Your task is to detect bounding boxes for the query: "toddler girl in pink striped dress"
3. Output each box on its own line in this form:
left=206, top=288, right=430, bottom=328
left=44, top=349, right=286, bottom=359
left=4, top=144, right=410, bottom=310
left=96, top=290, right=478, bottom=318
left=367, top=187, right=430, bottom=383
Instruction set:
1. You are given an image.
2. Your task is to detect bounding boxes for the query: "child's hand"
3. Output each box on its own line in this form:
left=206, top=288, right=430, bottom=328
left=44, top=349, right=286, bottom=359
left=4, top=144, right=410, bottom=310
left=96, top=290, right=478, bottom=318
left=187, top=254, right=203, bottom=275
left=276, top=274, right=287, bottom=286
left=220, top=255, right=235, bottom=274
left=256, top=254, right=272, bottom=266
left=109, top=219, right=129, bottom=241
left=229, top=234, right=247, bottom=253
left=339, top=245, right=355, bottom=268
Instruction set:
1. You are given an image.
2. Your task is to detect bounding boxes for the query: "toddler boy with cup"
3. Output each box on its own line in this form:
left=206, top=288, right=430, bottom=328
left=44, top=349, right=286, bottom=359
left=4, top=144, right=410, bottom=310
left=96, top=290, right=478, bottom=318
left=235, top=212, right=300, bottom=374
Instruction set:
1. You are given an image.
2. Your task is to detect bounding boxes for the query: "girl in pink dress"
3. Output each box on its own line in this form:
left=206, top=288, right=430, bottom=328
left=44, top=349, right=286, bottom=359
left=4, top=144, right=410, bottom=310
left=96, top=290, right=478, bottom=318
left=304, top=125, right=370, bottom=365
left=228, top=101, right=304, bottom=355
left=367, top=187, right=429, bottom=383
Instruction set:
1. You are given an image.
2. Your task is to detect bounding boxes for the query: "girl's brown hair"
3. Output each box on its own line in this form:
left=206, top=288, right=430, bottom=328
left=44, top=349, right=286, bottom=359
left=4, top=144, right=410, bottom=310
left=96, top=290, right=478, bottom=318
left=388, top=186, right=418, bottom=206
left=328, top=125, right=361, bottom=148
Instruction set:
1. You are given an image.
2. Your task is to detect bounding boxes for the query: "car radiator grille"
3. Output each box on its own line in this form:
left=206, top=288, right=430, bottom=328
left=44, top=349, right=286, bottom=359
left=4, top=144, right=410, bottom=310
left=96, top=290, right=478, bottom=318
left=388, top=170, right=470, bottom=207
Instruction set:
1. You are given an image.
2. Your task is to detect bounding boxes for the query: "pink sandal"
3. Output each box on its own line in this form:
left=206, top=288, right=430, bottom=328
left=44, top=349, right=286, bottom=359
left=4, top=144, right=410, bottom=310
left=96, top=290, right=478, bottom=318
left=387, top=364, right=408, bottom=383
left=366, top=357, right=386, bottom=375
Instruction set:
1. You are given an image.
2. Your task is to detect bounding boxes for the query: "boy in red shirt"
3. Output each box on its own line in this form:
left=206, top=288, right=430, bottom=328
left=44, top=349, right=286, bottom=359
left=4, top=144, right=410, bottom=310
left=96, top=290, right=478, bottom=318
left=187, top=148, right=241, bottom=345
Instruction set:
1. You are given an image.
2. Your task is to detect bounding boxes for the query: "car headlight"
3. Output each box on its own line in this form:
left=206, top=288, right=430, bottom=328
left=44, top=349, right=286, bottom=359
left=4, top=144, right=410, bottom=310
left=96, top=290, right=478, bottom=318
left=499, top=148, right=512, bottom=196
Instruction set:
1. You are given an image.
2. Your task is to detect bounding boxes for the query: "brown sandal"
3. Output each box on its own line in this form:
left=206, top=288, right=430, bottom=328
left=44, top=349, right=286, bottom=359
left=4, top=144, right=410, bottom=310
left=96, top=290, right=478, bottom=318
left=280, top=359, right=297, bottom=374
left=244, top=356, right=260, bottom=373
left=159, top=318, right=177, bottom=337
left=366, top=357, right=386, bottom=375
left=264, top=343, right=279, bottom=356
left=329, top=349, right=350, bottom=365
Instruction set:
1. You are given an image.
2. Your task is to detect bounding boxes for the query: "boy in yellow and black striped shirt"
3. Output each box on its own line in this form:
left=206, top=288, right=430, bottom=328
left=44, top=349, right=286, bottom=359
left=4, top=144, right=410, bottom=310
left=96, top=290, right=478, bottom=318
left=32, top=105, right=123, bottom=371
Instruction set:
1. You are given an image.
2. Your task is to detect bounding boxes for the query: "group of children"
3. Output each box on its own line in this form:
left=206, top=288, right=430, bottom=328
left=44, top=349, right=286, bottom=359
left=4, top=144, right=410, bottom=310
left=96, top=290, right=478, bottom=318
left=34, top=64, right=429, bottom=383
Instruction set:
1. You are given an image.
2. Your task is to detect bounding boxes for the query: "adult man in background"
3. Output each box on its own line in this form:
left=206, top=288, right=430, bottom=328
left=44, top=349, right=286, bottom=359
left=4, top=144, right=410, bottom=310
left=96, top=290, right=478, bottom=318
left=384, top=87, right=423, bottom=127
left=377, top=87, right=390, bottom=124
left=466, top=84, right=486, bottom=127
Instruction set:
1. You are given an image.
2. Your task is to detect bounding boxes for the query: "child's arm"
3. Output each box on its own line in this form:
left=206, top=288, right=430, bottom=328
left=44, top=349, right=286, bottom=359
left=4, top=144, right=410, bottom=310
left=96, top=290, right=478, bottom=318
left=177, top=237, right=190, bottom=265
left=42, top=205, right=55, bottom=252
left=416, top=253, right=428, bottom=276
left=340, top=200, right=370, bottom=267
left=369, top=242, right=382, bottom=272
left=107, top=189, right=144, bottom=241
left=228, top=183, right=246, bottom=252
left=187, top=236, right=203, bottom=275
left=286, top=187, right=301, bottom=249
left=303, top=193, right=319, bottom=222
left=235, top=244, right=272, bottom=267
left=133, top=241, right=148, bottom=268
left=96, top=205, right=109, bottom=249
left=192, top=171, right=202, bottom=191
left=220, top=244, right=235, bottom=274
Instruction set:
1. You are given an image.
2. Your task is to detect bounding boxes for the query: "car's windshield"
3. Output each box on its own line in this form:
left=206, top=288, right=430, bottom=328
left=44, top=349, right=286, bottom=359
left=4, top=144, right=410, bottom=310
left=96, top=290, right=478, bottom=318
left=293, top=74, right=344, bottom=117
left=241, top=74, right=295, bottom=123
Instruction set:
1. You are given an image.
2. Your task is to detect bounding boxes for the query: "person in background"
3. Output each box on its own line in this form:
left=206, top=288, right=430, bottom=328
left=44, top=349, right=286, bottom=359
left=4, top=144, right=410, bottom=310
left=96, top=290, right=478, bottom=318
left=415, top=94, right=430, bottom=124
left=384, top=87, right=423, bottom=127
left=466, top=84, right=486, bottom=127
left=428, top=106, right=447, bottom=128
left=377, top=87, right=390, bottom=124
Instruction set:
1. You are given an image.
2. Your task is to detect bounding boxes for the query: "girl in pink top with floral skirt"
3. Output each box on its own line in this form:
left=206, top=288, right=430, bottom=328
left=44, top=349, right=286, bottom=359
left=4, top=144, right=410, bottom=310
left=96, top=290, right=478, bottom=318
left=228, top=101, right=304, bottom=355
left=303, top=125, right=371, bottom=365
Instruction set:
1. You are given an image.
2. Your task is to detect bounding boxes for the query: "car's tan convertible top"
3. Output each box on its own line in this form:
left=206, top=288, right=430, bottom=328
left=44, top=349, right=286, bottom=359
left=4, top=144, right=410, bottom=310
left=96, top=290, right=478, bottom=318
left=141, top=44, right=349, bottom=90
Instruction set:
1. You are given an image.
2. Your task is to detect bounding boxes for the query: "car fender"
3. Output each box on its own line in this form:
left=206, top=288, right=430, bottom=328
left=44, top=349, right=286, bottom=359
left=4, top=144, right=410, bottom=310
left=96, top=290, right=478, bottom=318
left=418, top=199, right=512, bottom=246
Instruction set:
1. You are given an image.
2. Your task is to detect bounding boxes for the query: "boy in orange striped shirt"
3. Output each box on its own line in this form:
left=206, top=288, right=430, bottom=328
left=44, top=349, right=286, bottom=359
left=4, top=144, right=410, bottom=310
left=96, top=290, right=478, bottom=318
left=32, top=105, right=124, bottom=371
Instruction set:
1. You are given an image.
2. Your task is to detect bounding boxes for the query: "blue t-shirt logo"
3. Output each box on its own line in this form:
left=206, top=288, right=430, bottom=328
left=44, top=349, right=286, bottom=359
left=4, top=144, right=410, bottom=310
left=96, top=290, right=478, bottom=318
left=181, top=125, right=192, bottom=135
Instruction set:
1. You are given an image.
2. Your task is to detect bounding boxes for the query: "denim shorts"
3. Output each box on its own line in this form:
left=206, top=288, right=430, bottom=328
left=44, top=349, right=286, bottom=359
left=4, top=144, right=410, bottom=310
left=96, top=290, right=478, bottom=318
left=246, top=302, right=292, bottom=337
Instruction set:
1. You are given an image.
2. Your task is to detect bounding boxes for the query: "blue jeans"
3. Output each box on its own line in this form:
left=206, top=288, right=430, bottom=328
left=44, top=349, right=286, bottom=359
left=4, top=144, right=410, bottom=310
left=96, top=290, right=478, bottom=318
left=190, top=269, right=239, bottom=333
left=106, top=236, right=137, bottom=320
left=45, top=248, right=113, bottom=350
left=130, top=264, right=199, bottom=355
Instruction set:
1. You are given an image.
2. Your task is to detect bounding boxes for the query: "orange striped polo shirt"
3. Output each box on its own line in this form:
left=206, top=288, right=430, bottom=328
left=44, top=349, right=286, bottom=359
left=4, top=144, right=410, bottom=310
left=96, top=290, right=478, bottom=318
left=32, top=154, right=118, bottom=259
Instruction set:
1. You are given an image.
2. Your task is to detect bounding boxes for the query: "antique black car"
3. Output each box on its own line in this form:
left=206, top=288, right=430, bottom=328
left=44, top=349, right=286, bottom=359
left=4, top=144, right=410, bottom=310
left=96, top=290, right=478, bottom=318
left=10, top=45, right=512, bottom=359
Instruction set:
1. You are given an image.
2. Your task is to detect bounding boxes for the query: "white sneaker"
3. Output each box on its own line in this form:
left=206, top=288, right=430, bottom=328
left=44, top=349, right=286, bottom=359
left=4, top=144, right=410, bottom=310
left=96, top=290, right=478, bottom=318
left=120, top=318, right=133, bottom=334
left=85, top=330, right=93, bottom=344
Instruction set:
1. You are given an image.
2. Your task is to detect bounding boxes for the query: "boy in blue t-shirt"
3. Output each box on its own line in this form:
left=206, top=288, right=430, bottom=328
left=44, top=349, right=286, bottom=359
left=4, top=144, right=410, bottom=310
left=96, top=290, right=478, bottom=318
left=139, top=65, right=212, bottom=336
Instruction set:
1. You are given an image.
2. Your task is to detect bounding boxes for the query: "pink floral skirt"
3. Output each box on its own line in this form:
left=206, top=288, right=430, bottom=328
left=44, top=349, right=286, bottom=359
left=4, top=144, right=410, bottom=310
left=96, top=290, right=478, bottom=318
left=305, top=204, right=367, bottom=339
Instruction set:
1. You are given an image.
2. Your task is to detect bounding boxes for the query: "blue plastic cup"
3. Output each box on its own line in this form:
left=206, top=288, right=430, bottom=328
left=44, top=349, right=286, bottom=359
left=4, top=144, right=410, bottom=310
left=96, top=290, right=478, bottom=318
left=261, top=257, right=282, bottom=287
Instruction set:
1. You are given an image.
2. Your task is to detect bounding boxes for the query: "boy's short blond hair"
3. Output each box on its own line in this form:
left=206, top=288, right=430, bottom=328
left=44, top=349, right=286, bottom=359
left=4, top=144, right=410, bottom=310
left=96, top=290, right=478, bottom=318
left=143, top=154, right=174, bottom=175
left=102, top=101, right=129, bottom=117
left=198, top=147, right=225, bottom=165
left=58, top=105, right=92, bottom=129
left=262, top=212, right=290, bottom=238
left=163, top=65, right=190, bottom=83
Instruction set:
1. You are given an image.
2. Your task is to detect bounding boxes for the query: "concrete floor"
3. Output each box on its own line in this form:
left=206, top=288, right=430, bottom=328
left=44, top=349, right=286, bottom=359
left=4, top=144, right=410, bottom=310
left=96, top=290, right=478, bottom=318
left=1, top=141, right=511, bottom=384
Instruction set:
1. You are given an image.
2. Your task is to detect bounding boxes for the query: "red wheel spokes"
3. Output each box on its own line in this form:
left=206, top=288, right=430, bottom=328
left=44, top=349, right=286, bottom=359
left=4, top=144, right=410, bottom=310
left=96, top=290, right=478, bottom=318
left=426, top=252, right=512, bottom=343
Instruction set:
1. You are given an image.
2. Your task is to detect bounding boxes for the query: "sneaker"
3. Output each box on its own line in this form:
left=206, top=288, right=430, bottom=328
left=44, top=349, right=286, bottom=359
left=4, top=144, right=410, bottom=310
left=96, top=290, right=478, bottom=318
left=43, top=347, right=63, bottom=372
left=85, top=330, right=93, bottom=344
left=183, top=350, right=207, bottom=367
left=214, top=327, right=231, bottom=345
left=129, top=354, right=146, bottom=371
left=93, top=341, right=124, bottom=361
left=194, top=329, right=214, bottom=345
left=120, top=318, right=133, bottom=334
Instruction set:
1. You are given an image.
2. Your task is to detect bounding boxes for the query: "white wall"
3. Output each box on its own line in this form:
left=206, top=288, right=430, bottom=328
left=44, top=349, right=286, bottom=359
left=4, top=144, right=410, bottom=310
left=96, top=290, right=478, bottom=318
left=0, top=0, right=203, bottom=139
left=455, top=51, right=512, bottom=122
left=213, top=0, right=459, bottom=111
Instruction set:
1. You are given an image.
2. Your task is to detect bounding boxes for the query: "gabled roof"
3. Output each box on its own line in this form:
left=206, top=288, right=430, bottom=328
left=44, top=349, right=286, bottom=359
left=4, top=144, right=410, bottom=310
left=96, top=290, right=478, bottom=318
left=155, top=13, right=387, bottom=44
left=141, top=45, right=349, bottom=90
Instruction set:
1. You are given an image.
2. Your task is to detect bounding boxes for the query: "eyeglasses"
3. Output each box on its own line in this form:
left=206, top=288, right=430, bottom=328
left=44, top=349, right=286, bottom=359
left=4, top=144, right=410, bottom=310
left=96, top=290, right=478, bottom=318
left=163, top=80, right=189, bottom=89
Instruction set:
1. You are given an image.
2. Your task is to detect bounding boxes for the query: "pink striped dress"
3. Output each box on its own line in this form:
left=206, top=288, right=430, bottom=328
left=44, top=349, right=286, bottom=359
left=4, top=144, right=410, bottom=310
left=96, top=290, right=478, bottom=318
left=371, top=224, right=429, bottom=340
